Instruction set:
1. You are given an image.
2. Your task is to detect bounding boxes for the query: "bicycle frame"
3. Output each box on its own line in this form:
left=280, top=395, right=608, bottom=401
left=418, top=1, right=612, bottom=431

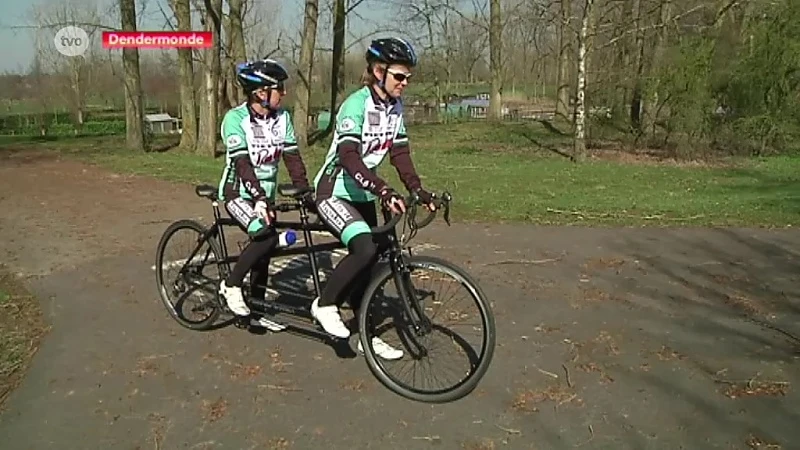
left=175, top=188, right=448, bottom=331
left=195, top=197, right=346, bottom=297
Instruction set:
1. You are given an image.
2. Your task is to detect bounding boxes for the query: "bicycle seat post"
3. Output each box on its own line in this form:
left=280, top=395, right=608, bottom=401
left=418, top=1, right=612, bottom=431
left=211, top=197, right=231, bottom=276
left=297, top=196, right=323, bottom=296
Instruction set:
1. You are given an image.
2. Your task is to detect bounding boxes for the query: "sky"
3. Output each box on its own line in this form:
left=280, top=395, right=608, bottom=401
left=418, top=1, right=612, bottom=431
left=0, top=0, right=400, bottom=74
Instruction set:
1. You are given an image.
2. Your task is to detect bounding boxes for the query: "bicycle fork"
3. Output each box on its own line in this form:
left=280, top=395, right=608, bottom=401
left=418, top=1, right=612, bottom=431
left=390, top=255, right=433, bottom=357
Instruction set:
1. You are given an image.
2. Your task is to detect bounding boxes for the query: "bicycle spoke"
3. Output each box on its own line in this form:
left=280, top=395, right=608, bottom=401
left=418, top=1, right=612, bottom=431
left=156, top=220, right=224, bottom=330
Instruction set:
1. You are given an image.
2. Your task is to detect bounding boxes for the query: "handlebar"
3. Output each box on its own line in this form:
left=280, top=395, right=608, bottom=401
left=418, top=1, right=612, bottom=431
left=273, top=185, right=452, bottom=236
left=369, top=190, right=452, bottom=235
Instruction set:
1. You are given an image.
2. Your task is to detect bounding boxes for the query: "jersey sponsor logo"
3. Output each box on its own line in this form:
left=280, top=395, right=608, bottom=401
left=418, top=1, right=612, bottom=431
left=339, top=118, right=356, bottom=132
left=317, top=200, right=346, bottom=232
left=243, top=180, right=261, bottom=198
left=253, top=148, right=283, bottom=166
left=328, top=198, right=354, bottom=222
left=364, top=137, right=392, bottom=156
left=252, top=124, right=266, bottom=139
left=367, top=111, right=380, bottom=126
left=227, top=197, right=257, bottom=228
left=353, top=172, right=373, bottom=189
left=226, top=135, right=243, bottom=147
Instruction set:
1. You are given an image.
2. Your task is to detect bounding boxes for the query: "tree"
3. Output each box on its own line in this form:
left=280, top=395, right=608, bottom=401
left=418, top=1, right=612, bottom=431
left=226, top=0, right=247, bottom=101
left=293, top=0, right=319, bottom=150
left=120, top=0, right=146, bottom=151
left=168, top=0, right=197, bottom=152
left=557, top=0, right=573, bottom=121
left=573, top=0, right=595, bottom=162
left=629, top=0, right=646, bottom=133
left=198, top=0, right=223, bottom=157
left=29, top=0, right=101, bottom=135
left=488, top=0, right=502, bottom=121
left=328, top=0, right=346, bottom=130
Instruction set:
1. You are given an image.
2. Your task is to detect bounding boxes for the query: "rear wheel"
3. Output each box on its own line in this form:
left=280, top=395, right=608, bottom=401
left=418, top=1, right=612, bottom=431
left=154, top=220, right=225, bottom=330
left=358, top=255, right=496, bottom=403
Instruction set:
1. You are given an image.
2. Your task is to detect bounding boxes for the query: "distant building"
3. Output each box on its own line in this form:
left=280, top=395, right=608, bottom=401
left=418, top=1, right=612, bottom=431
left=144, top=113, right=181, bottom=134
left=443, top=94, right=509, bottom=119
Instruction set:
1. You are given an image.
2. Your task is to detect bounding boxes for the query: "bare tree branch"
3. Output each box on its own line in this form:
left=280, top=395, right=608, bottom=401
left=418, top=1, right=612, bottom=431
left=593, top=3, right=706, bottom=50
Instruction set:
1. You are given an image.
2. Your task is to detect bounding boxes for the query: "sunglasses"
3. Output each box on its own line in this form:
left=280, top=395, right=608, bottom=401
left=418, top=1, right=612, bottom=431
left=256, top=83, right=286, bottom=95
left=386, top=68, right=413, bottom=83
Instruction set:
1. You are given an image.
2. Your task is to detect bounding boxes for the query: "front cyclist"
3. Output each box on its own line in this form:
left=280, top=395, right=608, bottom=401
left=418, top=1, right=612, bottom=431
left=310, top=37, right=437, bottom=360
left=217, top=58, right=312, bottom=331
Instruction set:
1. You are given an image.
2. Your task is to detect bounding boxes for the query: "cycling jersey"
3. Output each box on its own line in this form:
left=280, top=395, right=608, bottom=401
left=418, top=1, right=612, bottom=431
left=217, top=103, right=307, bottom=202
left=313, top=85, right=421, bottom=203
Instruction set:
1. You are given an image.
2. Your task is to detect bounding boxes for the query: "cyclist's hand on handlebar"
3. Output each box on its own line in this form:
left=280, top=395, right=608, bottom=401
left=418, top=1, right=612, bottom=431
left=254, top=199, right=275, bottom=225
left=416, top=188, right=437, bottom=212
left=379, top=188, right=406, bottom=215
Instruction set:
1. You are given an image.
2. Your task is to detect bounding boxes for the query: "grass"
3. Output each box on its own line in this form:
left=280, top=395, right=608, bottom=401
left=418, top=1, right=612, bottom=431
left=0, top=265, right=49, bottom=409
left=2, top=120, right=799, bottom=227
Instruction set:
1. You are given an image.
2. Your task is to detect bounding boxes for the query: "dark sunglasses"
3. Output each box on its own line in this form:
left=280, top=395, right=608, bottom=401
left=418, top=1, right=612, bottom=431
left=387, top=68, right=413, bottom=83
left=257, top=82, right=285, bottom=95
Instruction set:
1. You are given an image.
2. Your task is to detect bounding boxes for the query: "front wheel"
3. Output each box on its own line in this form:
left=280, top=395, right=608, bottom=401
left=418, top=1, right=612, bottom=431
left=358, top=255, right=496, bottom=403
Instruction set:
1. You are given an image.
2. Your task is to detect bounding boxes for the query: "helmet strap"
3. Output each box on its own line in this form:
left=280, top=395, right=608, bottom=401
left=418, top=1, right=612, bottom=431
left=373, top=64, right=390, bottom=100
left=261, top=88, right=273, bottom=109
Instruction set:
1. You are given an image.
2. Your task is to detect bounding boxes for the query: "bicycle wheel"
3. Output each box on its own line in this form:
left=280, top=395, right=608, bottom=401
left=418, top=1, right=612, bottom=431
left=155, top=219, right=225, bottom=330
left=358, top=255, right=496, bottom=403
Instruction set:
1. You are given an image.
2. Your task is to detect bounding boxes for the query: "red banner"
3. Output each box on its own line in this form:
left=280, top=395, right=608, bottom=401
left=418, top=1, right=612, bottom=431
left=102, top=31, right=213, bottom=49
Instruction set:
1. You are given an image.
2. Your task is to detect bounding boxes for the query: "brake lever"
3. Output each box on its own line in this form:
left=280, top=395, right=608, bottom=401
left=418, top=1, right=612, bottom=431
left=408, top=192, right=421, bottom=229
left=441, top=191, right=452, bottom=226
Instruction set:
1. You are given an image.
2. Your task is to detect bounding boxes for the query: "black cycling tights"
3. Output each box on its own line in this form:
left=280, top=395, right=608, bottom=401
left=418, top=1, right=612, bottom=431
left=318, top=233, right=378, bottom=311
left=226, top=233, right=278, bottom=298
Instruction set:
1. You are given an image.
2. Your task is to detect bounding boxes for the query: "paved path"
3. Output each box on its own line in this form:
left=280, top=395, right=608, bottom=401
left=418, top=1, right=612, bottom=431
left=0, top=150, right=798, bottom=449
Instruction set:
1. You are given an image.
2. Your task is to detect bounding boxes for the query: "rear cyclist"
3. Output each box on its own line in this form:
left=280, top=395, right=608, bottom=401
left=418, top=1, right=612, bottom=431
left=217, top=58, right=312, bottom=331
left=310, top=37, right=437, bottom=360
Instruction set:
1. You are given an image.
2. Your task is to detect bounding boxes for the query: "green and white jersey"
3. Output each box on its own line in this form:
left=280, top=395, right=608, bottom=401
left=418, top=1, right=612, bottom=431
left=313, top=86, right=408, bottom=202
left=217, top=103, right=298, bottom=201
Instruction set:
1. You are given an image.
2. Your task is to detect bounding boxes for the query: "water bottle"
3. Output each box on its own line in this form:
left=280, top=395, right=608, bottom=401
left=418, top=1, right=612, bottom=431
left=278, top=229, right=297, bottom=247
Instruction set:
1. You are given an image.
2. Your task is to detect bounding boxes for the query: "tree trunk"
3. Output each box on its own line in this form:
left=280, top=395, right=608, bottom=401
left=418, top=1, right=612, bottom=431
left=69, top=57, right=85, bottom=135
left=198, top=0, right=222, bottom=156
left=120, top=0, right=145, bottom=151
left=228, top=0, right=246, bottom=103
left=218, top=65, right=230, bottom=117
left=573, top=0, right=595, bottom=162
left=645, top=0, right=671, bottom=138
left=294, top=0, right=319, bottom=148
left=171, top=0, right=197, bottom=152
left=488, top=0, right=502, bottom=121
left=557, top=0, right=573, bottom=121
left=327, top=0, right=346, bottom=133
left=629, top=0, right=645, bottom=134
left=220, top=13, right=233, bottom=112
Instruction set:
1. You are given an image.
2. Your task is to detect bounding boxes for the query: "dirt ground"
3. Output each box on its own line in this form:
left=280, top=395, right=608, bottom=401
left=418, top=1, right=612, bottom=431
left=0, top=149, right=799, bottom=450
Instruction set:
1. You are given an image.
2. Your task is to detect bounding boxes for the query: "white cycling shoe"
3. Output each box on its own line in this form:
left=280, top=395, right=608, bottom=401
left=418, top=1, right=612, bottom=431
left=253, top=316, right=288, bottom=332
left=358, top=336, right=404, bottom=360
left=310, top=297, right=351, bottom=339
left=251, top=291, right=288, bottom=332
left=219, top=280, right=250, bottom=316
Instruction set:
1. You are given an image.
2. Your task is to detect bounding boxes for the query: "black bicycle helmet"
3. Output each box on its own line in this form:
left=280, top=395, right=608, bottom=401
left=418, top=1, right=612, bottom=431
left=365, top=37, right=418, bottom=67
left=236, top=58, right=289, bottom=93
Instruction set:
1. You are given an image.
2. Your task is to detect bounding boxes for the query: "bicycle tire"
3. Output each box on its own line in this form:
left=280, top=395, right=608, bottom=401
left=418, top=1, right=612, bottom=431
left=154, top=219, right=224, bottom=330
left=358, top=255, right=496, bottom=403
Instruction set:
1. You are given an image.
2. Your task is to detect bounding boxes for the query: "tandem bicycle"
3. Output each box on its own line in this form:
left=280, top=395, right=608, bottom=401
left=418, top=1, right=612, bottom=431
left=154, top=183, right=496, bottom=403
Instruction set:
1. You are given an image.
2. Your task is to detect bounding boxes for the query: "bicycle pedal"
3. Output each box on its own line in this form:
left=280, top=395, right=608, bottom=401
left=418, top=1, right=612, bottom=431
left=233, top=316, right=250, bottom=329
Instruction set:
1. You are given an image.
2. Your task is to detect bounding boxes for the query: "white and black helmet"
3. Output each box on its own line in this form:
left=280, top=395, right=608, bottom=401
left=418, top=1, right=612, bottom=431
left=235, top=58, right=289, bottom=93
